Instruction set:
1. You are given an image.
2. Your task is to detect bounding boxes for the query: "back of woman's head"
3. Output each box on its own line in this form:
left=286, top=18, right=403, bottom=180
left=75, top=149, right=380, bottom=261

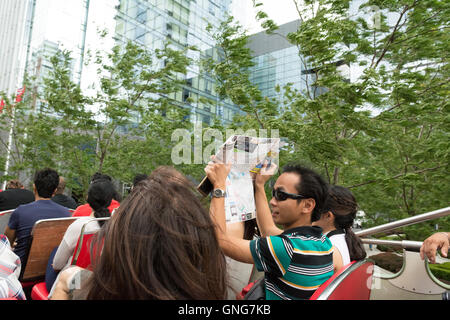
left=87, top=179, right=115, bottom=227
left=87, top=166, right=228, bottom=300
left=328, top=185, right=366, bottom=261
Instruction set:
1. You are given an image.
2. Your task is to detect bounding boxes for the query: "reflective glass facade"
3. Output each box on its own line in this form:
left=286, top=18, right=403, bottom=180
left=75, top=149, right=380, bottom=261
left=5, top=0, right=240, bottom=124
left=247, top=19, right=350, bottom=102
left=25, top=0, right=90, bottom=85
left=250, top=46, right=304, bottom=100
left=0, top=0, right=33, bottom=96
left=247, top=20, right=305, bottom=102
left=114, top=0, right=240, bottom=126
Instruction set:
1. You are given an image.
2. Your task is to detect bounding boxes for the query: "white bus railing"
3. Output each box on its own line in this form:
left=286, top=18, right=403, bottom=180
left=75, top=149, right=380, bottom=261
left=355, top=206, right=449, bottom=250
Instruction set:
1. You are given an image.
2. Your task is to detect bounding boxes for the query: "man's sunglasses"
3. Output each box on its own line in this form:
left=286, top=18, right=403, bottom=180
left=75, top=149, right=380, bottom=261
left=272, top=188, right=306, bottom=201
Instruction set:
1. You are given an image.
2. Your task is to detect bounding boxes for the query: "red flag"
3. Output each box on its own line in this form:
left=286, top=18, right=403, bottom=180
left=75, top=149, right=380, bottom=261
left=0, top=99, right=4, bottom=113
left=15, top=86, right=26, bottom=103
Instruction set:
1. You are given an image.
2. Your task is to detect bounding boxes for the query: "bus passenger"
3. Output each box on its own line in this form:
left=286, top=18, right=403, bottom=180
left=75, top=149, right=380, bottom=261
left=313, top=185, right=366, bottom=269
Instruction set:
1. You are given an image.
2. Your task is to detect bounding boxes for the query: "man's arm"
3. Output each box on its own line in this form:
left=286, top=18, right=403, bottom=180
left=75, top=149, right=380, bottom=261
left=4, top=209, right=19, bottom=248
left=4, top=227, right=16, bottom=249
left=253, top=162, right=282, bottom=237
left=226, top=221, right=245, bottom=239
left=205, top=160, right=254, bottom=264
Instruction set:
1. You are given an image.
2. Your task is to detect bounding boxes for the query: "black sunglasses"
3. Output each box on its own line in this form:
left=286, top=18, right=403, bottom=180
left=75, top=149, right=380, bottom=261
left=272, top=188, right=306, bottom=201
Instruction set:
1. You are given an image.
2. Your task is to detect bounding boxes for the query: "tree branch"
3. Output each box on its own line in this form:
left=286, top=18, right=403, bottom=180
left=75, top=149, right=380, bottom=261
left=324, top=162, right=331, bottom=183
left=333, top=166, right=340, bottom=185
left=370, top=3, right=414, bottom=69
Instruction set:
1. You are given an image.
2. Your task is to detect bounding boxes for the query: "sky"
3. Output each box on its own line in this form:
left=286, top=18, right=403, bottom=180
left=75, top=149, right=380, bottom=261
left=232, top=0, right=300, bottom=35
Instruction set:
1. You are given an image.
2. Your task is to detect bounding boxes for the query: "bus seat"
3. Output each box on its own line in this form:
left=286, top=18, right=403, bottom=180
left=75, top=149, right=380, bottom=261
left=310, top=260, right=374, bottom=300
left=31, top=282, right=49, bottom=300
left=19, top=217, right=78, bottom=283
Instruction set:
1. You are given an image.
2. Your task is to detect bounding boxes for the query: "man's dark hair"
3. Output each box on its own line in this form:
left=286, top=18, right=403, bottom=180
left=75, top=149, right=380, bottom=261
left=132, top=174, right=148, bottom=188
left=282, top=163, right=329, bottom=223
left=90, top=172, right=112, bottom=183
left=90, top=173, right=121, bottom=202
left=34, top=168, right=60, bottom=198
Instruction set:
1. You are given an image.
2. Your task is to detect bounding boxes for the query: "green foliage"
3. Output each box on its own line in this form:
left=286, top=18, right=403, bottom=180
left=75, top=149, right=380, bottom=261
left=0, top=39, right=194, bottom=199
left=203, top=16, right=280, bottom=130
left=202, top=1, right=449, bottom=241
left=370, top=252, right=403, bottom=273
left=429, top=262, right=450, bottom=282
left=0, top=2, right=448, bottom=241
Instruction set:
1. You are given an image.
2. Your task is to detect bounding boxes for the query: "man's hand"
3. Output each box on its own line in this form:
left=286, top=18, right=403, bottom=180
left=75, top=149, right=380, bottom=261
left=252, top=160, right=278, bottom=188
left=204, top=156, right=231, bottom=189
left=420, top=232, right=449, bottom=264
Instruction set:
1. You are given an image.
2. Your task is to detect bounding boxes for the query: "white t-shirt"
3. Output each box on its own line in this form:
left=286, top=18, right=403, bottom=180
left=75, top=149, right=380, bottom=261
left=52, top=217, right=101, bottom=271
left=48, top=217, right=101, bottom=299
left=326, top=230, right=351, bottom=266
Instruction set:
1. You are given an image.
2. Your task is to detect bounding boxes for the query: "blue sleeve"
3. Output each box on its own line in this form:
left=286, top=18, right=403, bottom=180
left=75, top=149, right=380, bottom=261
left=7, top=209, right=19, bottom=230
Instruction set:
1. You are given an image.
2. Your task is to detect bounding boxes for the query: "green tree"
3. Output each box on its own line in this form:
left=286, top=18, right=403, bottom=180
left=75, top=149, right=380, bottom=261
left=204, top=1, right=449, bottom=240
left=204, top=16, right=280, bottom=132
left=44, top=40, right=195, bottom=198
left=0, top=38, right=196, bottom=200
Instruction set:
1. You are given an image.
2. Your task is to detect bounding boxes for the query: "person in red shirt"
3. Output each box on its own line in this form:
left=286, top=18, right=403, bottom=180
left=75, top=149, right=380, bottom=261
left=72, top=199, right=120, bottom=217
left=72, top=173, right=121, bottom=217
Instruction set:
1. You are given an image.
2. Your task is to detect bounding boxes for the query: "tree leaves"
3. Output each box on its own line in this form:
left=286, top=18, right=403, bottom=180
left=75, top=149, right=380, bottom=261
left=1, top=37, right=195, bottom=200
left=203, top=1, right=449, bottom=239
left=0, top=2, right=447, bottom=239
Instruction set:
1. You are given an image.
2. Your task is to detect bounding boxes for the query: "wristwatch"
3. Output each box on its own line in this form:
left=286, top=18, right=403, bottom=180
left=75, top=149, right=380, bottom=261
left=212, top=188, right=226, bottom=198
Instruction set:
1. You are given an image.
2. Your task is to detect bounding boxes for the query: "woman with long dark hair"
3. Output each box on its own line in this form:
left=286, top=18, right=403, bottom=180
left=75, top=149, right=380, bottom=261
left=313, top=185, right=367, bottom=269
left=52, top=166, right=229, bottom=300
left=88, top=167, right=228, bottom=299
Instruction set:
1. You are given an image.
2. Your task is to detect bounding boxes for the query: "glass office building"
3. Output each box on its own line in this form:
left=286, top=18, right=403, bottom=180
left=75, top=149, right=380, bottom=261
left=0, top=0, right=34, bottom=97
left=25, top=0, right=90, bottom=85
left=114, top=0, right=240, bottom=126
left=247, top=20, right=305, bottom=102
left=1, top=0, right=93, bottom=111
left=2, top=0, right=239, bottom=124
left=247, top=19, right=350, bottom=102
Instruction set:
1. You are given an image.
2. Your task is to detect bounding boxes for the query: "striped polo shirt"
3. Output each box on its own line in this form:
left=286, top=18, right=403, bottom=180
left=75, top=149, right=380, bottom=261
left=249, top=226, right=334, bottom=300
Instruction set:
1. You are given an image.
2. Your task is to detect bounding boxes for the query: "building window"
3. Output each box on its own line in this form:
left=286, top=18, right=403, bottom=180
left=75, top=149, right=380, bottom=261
left=166, top=0, right=190, bottom=25
left=136, top=5, right=147, bottom=24
left=203, top=115, right=211, bottom=125
left=217, top=104, right=223, bottom=117
left=208, top=0, right=218, bottom=16
left=135, top=25, right=146, bottom=43
left=205, top=80, right=212, bottom=93
left=183, top=88, right=190, bottom=102
left=166, top=22, right=187, bottom=46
